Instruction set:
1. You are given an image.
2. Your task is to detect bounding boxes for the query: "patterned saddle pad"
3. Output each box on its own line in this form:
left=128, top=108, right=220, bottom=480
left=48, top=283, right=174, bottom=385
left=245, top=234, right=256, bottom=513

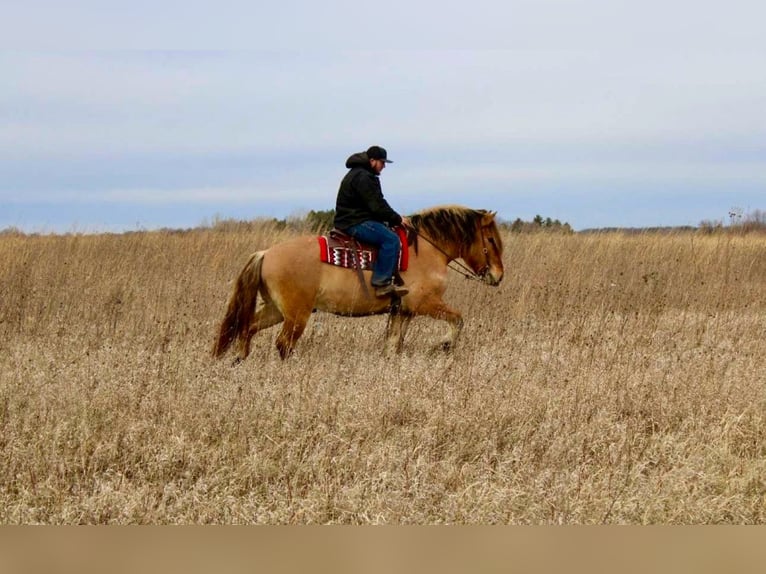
left=318, top=226, right=409, bottom=271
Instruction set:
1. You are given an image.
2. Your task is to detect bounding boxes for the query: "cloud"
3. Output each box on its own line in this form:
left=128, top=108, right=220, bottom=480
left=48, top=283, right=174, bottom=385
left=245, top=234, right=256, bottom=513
left=4, top=48, right=765, bottom=159
left=1, top=21, right=765, bottom=231
left=4, top=1, right=766, bottom=51
left=2, top=186, right=322, bottom=205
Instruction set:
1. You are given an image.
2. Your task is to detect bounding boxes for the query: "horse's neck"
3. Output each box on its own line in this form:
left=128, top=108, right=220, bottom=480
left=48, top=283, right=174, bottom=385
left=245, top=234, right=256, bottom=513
left=418, top=232, right=461, bottom=262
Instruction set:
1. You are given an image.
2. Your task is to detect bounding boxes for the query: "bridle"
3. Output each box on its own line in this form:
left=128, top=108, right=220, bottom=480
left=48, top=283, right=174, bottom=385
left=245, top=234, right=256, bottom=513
left=414, top=224, right=496, bottom=282
left=476, top=226, right=499, bottom=280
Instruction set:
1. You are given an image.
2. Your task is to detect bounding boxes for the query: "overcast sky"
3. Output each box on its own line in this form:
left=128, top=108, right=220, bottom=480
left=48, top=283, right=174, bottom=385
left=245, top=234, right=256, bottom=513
left=2, top=1, right=765, bottom=232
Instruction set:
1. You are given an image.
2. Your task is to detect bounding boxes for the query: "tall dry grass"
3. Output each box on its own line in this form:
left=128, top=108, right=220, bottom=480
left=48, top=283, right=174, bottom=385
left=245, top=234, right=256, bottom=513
left=1, top=225, right=765, bottom=523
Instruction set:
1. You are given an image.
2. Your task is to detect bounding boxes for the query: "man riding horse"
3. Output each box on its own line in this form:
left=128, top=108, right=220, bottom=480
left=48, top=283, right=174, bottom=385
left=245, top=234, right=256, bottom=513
left=212, top=145, right=505, bottom=361
left=334, top=145, right=411, bottom=298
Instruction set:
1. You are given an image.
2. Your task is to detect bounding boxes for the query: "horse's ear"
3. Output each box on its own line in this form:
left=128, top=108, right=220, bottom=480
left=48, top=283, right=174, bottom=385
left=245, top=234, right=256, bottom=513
left=481, top=210, right=497, bottom=224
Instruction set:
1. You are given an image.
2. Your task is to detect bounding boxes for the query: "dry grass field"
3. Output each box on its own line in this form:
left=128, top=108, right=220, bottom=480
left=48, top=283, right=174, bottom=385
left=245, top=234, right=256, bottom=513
left=1, top=223, right=765, bottom=524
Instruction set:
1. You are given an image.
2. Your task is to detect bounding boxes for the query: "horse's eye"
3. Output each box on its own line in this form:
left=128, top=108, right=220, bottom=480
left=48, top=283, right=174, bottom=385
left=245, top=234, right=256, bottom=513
left=488, top=237, right=496, bottom=245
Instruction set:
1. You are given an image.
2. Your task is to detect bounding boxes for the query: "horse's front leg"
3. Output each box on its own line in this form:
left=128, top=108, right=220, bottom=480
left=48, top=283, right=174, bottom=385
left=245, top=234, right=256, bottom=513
left=416, top=298, right=464, bottom=352
left=385, top=313, right=412, bottom=355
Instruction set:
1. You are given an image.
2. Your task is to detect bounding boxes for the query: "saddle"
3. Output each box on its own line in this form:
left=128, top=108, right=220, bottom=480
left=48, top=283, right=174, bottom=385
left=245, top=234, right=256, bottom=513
left=317, top=226, right=411, bottom=272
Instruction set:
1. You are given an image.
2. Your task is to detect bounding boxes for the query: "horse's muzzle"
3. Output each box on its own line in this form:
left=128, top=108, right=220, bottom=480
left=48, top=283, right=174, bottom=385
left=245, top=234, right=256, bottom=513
left=484, top=271, right=503, bottom=286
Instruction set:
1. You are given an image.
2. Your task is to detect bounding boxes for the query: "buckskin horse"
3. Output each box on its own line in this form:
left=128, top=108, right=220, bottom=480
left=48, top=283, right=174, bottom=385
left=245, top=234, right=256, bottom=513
left=212, top=205, right=504, bottom=361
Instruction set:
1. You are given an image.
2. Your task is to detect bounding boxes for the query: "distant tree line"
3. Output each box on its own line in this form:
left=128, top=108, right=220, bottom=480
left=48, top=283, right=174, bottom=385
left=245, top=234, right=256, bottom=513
left=499, top=215, right=574, bottom=234
left=699, top=208, right=766, bottom=235
left=290, top=211, right=575, bottom=235
left=209, top=210, right=576, bottom=235
left=1, top=210, right=574, bottom=237
left=202, top=208, right=766, bottom=236
left=7, top=207, right=763, bottom=237
left=205, top=210, right=336, bottom=234
left=304, top=210, right=336, bottom=232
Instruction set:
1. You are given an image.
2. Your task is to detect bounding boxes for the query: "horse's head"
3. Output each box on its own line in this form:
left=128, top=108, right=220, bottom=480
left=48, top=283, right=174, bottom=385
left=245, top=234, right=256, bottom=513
left=464, top=210, right=504, bottom=286
left=410, top=205, right=505, bottom=285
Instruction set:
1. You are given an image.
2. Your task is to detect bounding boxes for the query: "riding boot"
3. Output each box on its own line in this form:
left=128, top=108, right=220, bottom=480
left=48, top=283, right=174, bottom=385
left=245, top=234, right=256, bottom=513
left=374, top=281, right=409, bottom=298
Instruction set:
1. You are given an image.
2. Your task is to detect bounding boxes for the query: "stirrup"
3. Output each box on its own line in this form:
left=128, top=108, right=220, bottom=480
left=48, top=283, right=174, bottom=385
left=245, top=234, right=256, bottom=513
left=374, top=283, right=409, bottom=298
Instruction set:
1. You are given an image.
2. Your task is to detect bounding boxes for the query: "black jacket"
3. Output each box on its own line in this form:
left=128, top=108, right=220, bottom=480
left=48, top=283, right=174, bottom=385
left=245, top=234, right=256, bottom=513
left=333, top=152, right=403, bottom=230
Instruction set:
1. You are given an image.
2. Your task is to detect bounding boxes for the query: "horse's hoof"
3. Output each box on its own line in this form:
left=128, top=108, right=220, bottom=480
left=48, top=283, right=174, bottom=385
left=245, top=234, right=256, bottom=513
left=429, top=341, right=453, bottom=355
left=231, top=356, right=243, bottom=367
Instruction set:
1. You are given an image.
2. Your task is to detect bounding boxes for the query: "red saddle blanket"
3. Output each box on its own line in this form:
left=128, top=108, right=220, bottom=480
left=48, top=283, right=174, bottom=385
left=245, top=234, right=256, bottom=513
left=318, top=226, right=409, bottom=271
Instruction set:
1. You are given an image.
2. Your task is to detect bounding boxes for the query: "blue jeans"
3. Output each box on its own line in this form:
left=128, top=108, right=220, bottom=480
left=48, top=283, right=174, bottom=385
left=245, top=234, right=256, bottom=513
left=344, top=221, right=400, bottom=286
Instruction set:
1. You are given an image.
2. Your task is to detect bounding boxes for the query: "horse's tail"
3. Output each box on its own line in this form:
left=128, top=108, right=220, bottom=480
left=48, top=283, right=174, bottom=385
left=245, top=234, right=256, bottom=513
left=212, top=251, right=265, bottom=359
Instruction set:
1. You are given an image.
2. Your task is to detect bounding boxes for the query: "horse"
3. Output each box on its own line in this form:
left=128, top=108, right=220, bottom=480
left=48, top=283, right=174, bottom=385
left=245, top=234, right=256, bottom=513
left=212, top=205, right=504, bottom=361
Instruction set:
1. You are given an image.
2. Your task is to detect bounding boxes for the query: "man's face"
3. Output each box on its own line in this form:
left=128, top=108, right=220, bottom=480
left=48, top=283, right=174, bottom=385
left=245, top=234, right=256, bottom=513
left=370, top=158, right=386, bottom=175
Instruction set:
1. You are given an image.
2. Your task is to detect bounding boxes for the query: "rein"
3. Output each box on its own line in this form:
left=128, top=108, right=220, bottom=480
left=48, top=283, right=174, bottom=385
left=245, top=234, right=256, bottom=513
left=412, top=228, right=491, bottom=282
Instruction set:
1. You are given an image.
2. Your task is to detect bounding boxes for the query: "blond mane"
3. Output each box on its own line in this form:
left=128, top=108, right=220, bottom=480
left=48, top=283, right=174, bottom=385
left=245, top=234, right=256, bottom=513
left=409, top=205, right=490, bottom=249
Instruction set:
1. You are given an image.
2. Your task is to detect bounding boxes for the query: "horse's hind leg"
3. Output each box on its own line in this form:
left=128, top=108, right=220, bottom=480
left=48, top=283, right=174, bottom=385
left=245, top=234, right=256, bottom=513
left=275, top=306, right=312, bottom=360
left=236, top=303, right=284, bottom=362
